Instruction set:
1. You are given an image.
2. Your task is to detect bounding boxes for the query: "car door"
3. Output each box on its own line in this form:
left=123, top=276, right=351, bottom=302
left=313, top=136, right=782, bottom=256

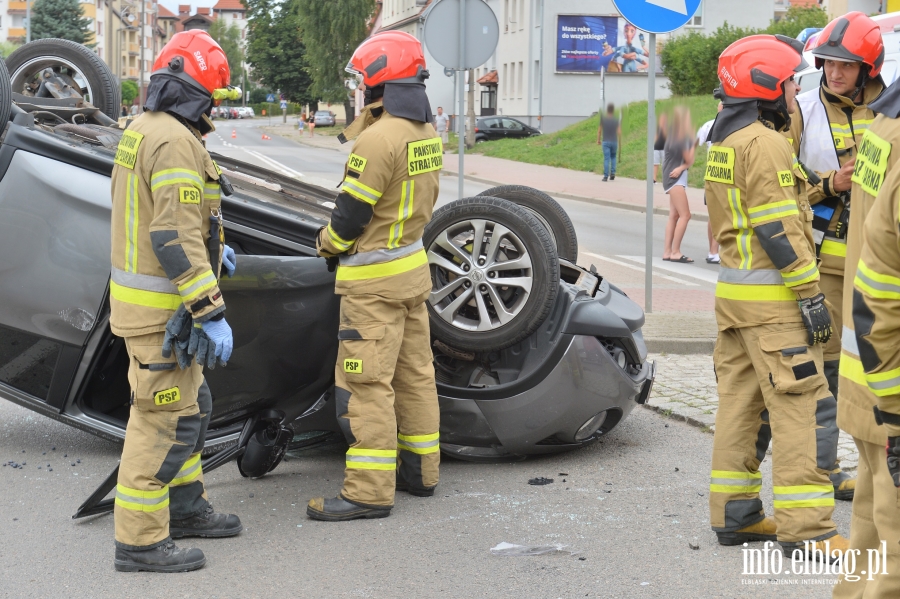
left=485, top=118, right=503, bottom=140
left=0, top=130, right=113, bottom=411
left=503, top=119, right=527, bottom=139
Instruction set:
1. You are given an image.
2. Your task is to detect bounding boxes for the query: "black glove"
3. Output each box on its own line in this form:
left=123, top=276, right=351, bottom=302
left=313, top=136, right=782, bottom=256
left=187, top=322, right=220, bottom=370
left=888, top=437, right=900, bottom=487
left=797, top=293, right=833, bottom=345
left=161, top=305, right=192, bottom=369
left=326, top=256, right=339, bottom=272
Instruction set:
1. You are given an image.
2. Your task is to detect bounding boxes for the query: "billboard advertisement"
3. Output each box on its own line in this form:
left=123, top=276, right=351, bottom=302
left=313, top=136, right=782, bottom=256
left=557, top=14, right=659, bottom=74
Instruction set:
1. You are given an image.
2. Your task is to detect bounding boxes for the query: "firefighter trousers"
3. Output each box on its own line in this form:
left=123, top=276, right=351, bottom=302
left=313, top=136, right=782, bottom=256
left=114, top=332, right=212, bottom=550
left=820, top=271, right=843, bottom=396
left=335, top=289, right=440, bottom=508
left=832, top=437, right=900, bottom=598
left=710, top=323, right=837, bottom=545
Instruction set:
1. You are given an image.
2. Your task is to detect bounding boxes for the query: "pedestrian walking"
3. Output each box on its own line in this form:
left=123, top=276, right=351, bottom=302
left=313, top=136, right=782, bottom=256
left=653, top=113, right=666, bottom=183
left=308, top=113, right=316, bottom=137
left=831, top=76, right=900, bottom=597
left=661, top=106, right=695, bottom=263
left=434, top=106, right=450, bottom=152
left=787, top=11, right=886, bottom=502
left=108, top=30, right=243, bottom=573
left=696, top=102, right=722, bottom=264
left=705, top=34, right=846, bottom=561
left=597, top=103, right=621, bottom=181
left=307, top=30, right=441, bottom=521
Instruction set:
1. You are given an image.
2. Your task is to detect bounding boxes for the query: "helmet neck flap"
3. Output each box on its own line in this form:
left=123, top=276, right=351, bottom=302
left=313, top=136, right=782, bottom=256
left=145, top=74, right=215, bottom=135
left=868, top=78, right=900, bottom=118
left=709, top=84, right=791, bottom=143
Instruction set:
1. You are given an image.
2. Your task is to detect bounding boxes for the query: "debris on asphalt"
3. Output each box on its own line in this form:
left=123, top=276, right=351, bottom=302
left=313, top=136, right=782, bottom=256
left=528, top=477, right=554, bottom=486
left=490, top=542, right=574, bottom=557
left=674, top=467, right=680, bottom=472
left=558, top=473, right=569, bottom=476
left=689, top=542, right=700, bottom=550
left=249, top=493, right=254, bottom=498
left=71, top=463, right=75, bottom=467
left=578, top=557, right=587, bottom=561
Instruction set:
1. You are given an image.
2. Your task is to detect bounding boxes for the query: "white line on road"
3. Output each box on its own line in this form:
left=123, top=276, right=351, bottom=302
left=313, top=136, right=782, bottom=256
left=619, top=255, right=719, bottom=285
left=582, top=252, right=699, bottom=287
left=240, top=148, right=304, bottom=179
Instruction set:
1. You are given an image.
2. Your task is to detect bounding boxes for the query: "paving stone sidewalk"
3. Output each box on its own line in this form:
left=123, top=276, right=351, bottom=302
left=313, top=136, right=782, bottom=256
left=645, top=353, right=859, bottom=472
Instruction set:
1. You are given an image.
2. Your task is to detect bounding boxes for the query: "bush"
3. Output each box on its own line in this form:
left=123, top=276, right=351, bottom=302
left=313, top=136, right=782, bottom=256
left=121, top=80, right=139, bottom=106
left=767, top=6, right=828, bottom=39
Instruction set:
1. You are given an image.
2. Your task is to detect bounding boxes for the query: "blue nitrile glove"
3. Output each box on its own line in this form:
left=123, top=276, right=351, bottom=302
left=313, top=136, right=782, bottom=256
left=188, top=317, right=233, bottom=369
left=222, top=244, right=236, bottom=277
left=161, top=305, right=192, bottom=369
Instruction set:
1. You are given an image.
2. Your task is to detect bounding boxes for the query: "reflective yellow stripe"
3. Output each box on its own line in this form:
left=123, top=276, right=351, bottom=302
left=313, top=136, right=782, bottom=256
left=388, top=180, right=414, bottom=249
left=110, top=280, right=181, bottom=310
left=398, top=432, right=440, bottom=443
left=397, top=431, right=440, bottom=455
left=839, top=352, right=868, bottom=387
left=865, top=366, right=900, bottom=397
left=327, top=224, right=353, bottom=251
left=347, top=448, right=396, bottom=457
left=781, top=260, right=819, bottom=288
left=747, top=199, right=799, bottom=225
left=728, top=188, right=752, bottom=269
left=125, top=173, right=139, bottom=272
left=177, top=269, right=217, bottom=302
left=709, top=470, right=762, bottom=494
left=150, top=168, right=203, bottom=191
left=773, top=484, right=834, bottom=509
left=715, top=282, right=796, bottom=302
left=821, top=239, right=847, bottom=257
left=170, top=453, right=202, bottom=486
left=114, top=484, right=170, bottom=512
left=341, top=177, right=382, bottom=205
left=855, top=260, right=900, bottom=299
left=345, top=447, right=397, bottom=471
left=335, top=249, right=428, bottom=281
left=830, top=122, right=852, bottom=135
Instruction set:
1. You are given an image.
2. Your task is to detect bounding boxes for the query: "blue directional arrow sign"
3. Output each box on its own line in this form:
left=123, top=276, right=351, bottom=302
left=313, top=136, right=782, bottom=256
left=612, top=0, right=701, bottom=34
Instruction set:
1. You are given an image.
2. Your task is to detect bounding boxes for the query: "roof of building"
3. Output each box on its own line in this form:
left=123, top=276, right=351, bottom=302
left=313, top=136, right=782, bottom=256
left=178, top=4, right=191, bottom=14
left=212, top=0, right=246, bottom=11
left=477, top=70, right=498, bottom=85
left=375, top=0, right=432, bottom=32
left=197, top=7, right=211, bottom=15
left=788, top=0, right=819, bottom=6
left=158, top=4, right=177, bottom=18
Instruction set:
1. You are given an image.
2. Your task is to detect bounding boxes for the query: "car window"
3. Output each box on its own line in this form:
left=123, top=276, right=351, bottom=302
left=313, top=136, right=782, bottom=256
left=882, top=59, right=898, bottom=86
left=487, top=119, right=501, bottom=129
left=502, top=119, right=524, bottom=130
left=316, top=111, right=330, bottom=116
left=796, top=70, right=821, bottom=94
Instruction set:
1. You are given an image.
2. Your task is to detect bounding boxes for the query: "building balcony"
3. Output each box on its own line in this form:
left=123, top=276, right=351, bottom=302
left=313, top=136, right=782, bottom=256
left=7, top=1, right=27, bottom=14
left=8, top=27, right=26, bottom=40
left=128, top=43, right=139, bottom=55
left=122, top=67, right=138, bottom=79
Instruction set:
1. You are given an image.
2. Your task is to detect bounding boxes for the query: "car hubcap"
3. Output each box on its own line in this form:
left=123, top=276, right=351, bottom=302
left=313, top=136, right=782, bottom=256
left=11, top=56, right=95, bottom=106
left=427, top=218, right=533, bottom=332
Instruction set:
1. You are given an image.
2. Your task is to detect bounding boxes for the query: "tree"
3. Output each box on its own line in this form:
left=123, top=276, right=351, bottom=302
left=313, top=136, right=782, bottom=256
left=661, top=23, right=758, bottom=96
left=30, top=0, right=93, bottom=44
left=121, top=80, right=139, bottom=106
left=295, top=0, right=376, bottom=122
left=208, top=18, right=245, bottom=87
left=245, top=0, right=314, bottom=105
left=766, top=6, right=829, bottom=39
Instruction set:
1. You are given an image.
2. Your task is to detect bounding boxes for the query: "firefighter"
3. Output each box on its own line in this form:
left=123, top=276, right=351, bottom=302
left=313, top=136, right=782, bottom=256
left=306, top=31, right=442, bottom=521
left=786, top=12, right=886, bottom=501
left=832, top=81, right=900, bottom=595
left=705, top=34, right=847, bottom=559
left=109, top=30, right=243, bottom=572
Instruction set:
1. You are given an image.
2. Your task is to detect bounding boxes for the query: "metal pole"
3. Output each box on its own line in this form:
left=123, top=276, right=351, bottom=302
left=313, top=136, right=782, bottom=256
left=457, top=0, right=466, bottom=201
left=26, top=0, right=31, bottom=43
left=644, top=33, right=656, bottom=313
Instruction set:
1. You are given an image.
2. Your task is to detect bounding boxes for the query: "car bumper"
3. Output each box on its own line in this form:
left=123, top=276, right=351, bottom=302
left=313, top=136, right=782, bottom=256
left=438, top=333, right=655, bottom=460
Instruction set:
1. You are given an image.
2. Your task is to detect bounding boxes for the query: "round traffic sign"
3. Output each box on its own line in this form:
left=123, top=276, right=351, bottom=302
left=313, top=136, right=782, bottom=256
left=612, top=0, right=701, bottom=34
left=424, top=0, right=499, bottom=70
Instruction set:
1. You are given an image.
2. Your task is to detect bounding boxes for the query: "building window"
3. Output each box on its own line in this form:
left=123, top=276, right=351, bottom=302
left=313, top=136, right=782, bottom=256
left=519, top=0, right=524, bottom=29
left=687, top=0, right=702, bottom=27
left=517, top=61, right=523, bottom=98
left=533, top=60, right=539, bottom=98
left=232, top=12, right=237, bottom=18
left=503, top=63, right=508, bottom=98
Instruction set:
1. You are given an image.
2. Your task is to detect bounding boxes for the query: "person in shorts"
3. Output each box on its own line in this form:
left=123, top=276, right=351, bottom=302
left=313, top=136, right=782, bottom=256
left=434, top=106, right=450, bottom=152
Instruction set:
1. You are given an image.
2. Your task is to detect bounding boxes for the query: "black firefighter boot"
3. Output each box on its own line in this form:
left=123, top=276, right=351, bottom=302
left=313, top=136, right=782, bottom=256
left=306, top=496, right=391, bottom=521
left=114, top=541, right=206, bottom=573
left=170, top=505, right=243, bottom=538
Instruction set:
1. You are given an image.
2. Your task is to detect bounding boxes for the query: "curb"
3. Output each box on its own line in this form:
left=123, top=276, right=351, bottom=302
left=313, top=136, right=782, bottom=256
left=441, top=170, right=710, bottom=223
left=640, top=403, right=716, bottom=433
left=644, top=338, right=715, bottom=355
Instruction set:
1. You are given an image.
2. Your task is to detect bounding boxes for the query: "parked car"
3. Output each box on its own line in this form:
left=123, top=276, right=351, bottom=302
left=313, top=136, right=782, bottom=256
left=0, top=39, right=655, bottom=517
left=314, top=110, right=336, bottom=127
left=241, top=106, right=255, bottom=118
left=474, top=116, right=542, bottom=143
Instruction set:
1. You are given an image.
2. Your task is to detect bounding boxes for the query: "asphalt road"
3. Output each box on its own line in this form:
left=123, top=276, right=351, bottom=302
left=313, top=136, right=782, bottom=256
left=0, top=398, right=851, bottom=598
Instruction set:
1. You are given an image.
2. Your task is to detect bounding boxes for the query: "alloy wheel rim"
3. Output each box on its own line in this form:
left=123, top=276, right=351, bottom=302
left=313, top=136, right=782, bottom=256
left=11, top=55, right=96, bottom=107
left=427, top=218, right=534, bottom=332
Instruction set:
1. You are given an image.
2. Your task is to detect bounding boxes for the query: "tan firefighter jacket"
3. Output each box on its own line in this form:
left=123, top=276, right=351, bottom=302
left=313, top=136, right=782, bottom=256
left=849, top=119, right=900, bottom=438
left=317, top=110, right=441, bottom=298
left=787, top=81, right=883, bottom=276
left=706, top=119, right=820, bottom=330
left=110, top=111, right=225, bottom=337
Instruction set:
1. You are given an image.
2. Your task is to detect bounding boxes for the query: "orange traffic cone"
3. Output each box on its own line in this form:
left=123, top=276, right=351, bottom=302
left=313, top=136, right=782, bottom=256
left=261, top=134, right=271, bottom=140
left=231, top=129, right=237, bottom=139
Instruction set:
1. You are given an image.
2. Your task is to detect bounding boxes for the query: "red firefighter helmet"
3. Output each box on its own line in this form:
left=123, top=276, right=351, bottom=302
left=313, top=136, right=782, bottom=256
left=152, top=30, right=231, bottom=98
left=717, top=34, right=808, bottom=102
left=811, top=12, right=884, bottom=78
left=345, top=31, right=428, bottom=87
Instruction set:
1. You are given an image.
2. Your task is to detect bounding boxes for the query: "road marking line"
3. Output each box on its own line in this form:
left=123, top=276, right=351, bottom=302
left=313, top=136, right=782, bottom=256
left=242, top=149, right=304, bottom=179
left=582, top=252, right=699, bottom=287
left=619, top=255, right=719, bottom=285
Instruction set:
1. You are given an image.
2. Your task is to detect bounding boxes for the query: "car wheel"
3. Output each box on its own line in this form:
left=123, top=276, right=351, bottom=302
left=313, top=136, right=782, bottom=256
left=477, top=185, right=578, bottom=261
left=424, top=197, right=560, bottom=352
left=7, top=38, right=121, bottom=120
left=0, top=56, right=10, bottom=126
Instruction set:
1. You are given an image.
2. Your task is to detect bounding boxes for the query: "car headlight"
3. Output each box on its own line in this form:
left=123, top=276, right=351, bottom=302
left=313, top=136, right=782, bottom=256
left=574, top=411, right=608, bottom=442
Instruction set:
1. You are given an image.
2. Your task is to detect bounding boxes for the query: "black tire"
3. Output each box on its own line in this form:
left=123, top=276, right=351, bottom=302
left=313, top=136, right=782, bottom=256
left=424, top=196, right=560, bottom=352
left=0, top=57, right=10, bottom=127
left=477, top=184, right=578, bottom=261
left=7, top=38, right=120, bottom=120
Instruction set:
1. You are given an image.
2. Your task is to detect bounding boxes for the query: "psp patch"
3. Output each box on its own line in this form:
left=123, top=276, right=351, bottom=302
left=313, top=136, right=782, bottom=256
left=704, top=146, right=735, bottom=184
left=407, top=138, right=443, bottom=176
left=777, top=170, right=794, bottom=187
left=348, top=153, right=368, bottom=174
left=179, top=187, right=201, bottom=204
left=344, top=358, right=363, bottom=374
left=154, top=386, right=181, bottom=406
left=114, top=130, right=145, bottom=170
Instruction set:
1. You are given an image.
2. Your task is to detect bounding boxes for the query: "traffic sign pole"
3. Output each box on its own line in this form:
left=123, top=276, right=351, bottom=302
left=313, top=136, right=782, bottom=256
left=645, top=33, right=656, bottom=313
left=457, top=0, right=466, bottom=201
